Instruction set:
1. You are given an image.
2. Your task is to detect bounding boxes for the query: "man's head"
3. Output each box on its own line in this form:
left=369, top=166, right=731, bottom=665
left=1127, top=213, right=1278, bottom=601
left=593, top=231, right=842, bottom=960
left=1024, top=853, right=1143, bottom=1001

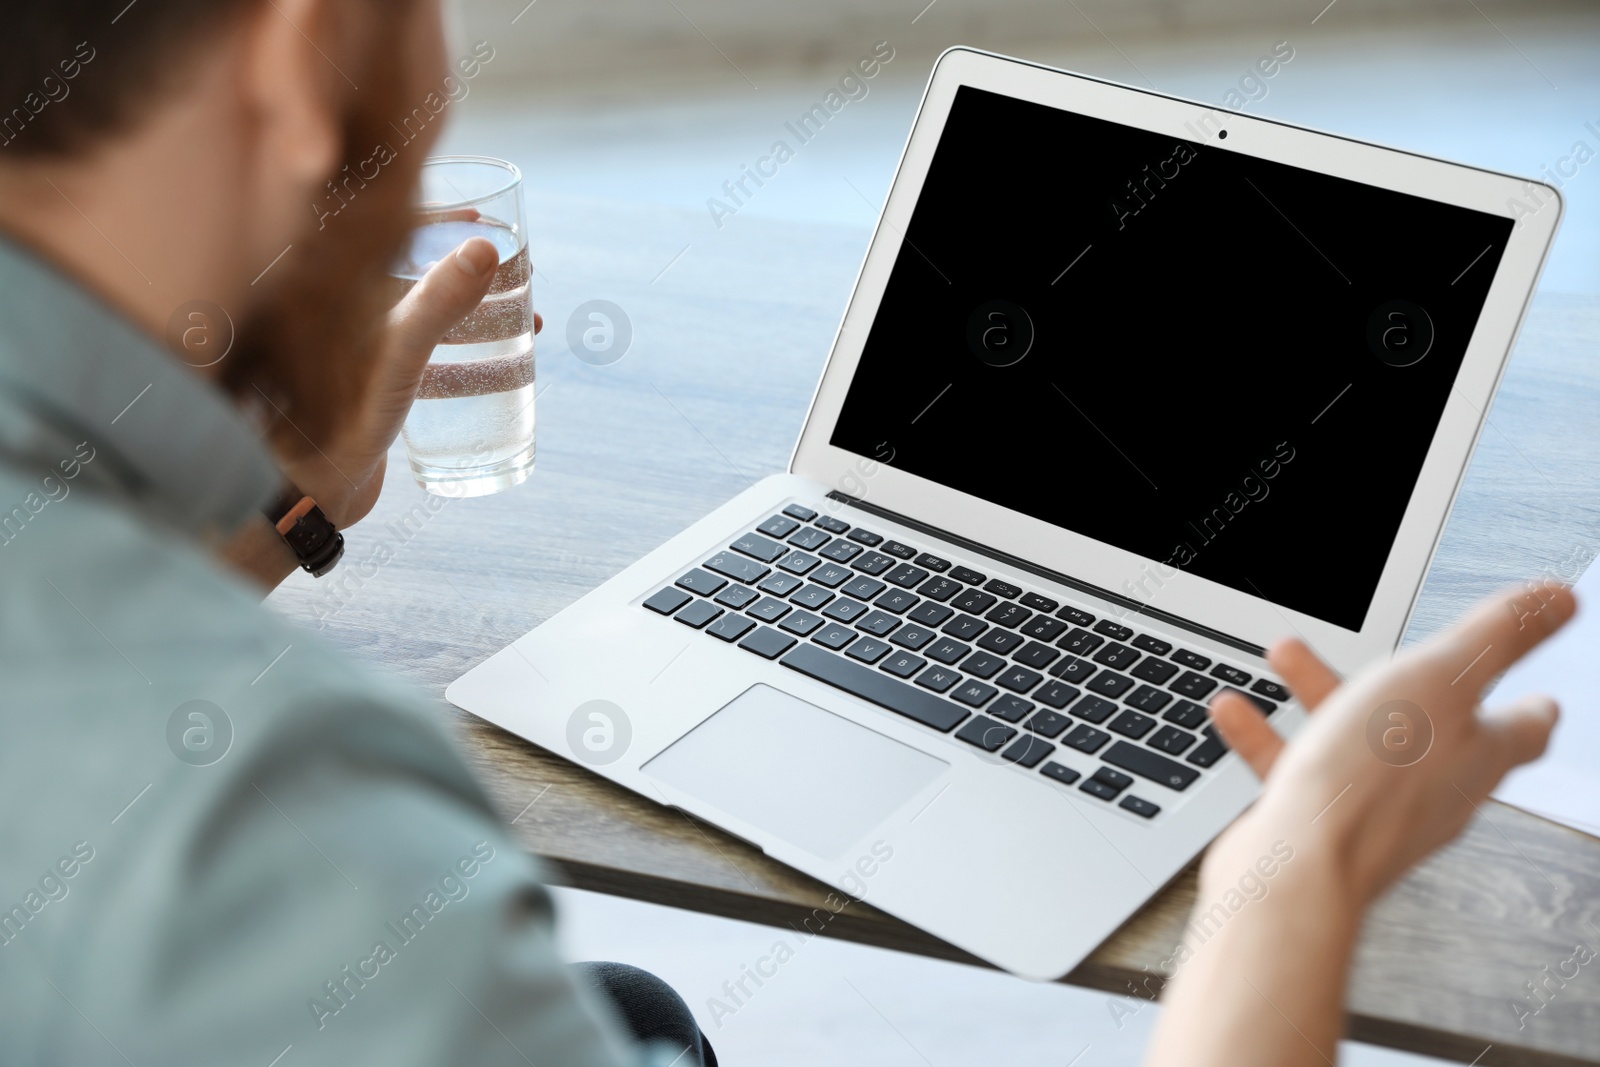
left=0, top=0, right=453, bottom=454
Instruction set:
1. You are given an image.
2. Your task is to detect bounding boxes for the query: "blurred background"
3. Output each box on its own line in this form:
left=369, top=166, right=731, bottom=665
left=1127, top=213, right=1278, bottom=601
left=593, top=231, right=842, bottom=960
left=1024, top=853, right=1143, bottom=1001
left=431, top=1, right=1597, bottom=1063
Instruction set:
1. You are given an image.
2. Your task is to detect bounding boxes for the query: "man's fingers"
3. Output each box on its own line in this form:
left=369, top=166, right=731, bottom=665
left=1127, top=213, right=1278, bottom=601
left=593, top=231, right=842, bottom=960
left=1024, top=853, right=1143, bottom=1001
left=1265, top=637, right=1341, bottom=712
left=1478, top=694, right=1559, bottom=779
left=1429, top=581, right=1575, bottom=694
left=388, top=237, right=499, bottom=363
left=1209, top=690, right=1284, bottom=780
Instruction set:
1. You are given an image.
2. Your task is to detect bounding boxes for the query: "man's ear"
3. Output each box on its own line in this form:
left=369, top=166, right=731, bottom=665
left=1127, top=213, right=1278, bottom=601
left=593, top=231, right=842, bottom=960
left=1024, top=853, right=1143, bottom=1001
left=238, top=0, right=347, bottom=207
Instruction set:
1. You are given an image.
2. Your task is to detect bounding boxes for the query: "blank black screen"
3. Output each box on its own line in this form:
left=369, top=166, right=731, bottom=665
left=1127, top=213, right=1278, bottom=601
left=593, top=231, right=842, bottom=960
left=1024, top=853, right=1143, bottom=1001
left=830, top=86, right=1514, bottom=632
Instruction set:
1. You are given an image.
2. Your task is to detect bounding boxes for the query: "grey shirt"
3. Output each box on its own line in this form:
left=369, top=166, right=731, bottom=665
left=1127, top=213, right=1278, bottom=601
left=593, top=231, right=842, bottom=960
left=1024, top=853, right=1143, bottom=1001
left=0, top=237, right=644, bottom=1066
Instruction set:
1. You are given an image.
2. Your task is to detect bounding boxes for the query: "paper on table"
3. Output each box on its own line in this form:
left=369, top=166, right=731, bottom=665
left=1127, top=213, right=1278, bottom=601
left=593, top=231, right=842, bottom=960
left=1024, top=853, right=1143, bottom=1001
left=1488, top=562, right=1600, bottom=839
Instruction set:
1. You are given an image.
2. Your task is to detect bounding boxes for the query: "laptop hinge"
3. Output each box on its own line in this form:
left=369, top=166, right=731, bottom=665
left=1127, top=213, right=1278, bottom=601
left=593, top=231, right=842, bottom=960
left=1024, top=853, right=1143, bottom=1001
left=827, top=491, right=1266, bottom=658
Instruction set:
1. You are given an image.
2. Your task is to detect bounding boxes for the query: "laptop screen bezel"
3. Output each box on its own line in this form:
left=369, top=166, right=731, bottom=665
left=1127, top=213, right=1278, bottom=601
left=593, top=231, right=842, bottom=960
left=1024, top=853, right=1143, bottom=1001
left=788, top=47, right=1563, bottom=673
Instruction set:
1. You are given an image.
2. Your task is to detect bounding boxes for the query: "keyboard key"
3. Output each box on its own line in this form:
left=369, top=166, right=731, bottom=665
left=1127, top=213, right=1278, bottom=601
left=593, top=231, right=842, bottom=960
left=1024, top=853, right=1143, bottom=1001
left=704, top=553, right=770, bottom=585
left=820, top=540, right=863, bottom=562
left=1035, top=682, right=1080, bottom=710
left=856, top=610, right=900, bottom=637
left=1020, top=593, right=1059, bottom=613
left=676, top=569, right=728, bottom=596
left=952, top=589, right=998, bottom=614
left=1014, top=641, right=1061, bottom=671
left=1186, top=733, right=1228, bottom=768
left=848, top=528, right=884, bottom=546
left=739, top=626, right=796, bottom=660
left=1088, top=671, right=1135, bottom=699
left=1164, top=700, right=1209, bottom=729
left=1148, top=726, right=1196, bottom=755
left=749, top=597, right=791, bottom=622
left=853, top=552, right=896, bottom=576
left=942, top=614, right=988, bottom=641
left=1120, top=795, right=1161, bottom=819
left=1219, top=686, right=1277, bottom=715
left=1049, top=655, right=1097, bottom=685
left=1251, top=678, right=1292, bottom=702
left=813, top=623, right=856, bottom=650
left=732, top=532, right=787, bottom=563
left=1094, top=619, right=1134, bottom=641
left=707, top=614, right=756, bottom=642
left=1211, top=663, right=1251, bottom=686
left=1002, top=735, right=1055, bottom=768
left=997, top=666, right=1044, bottom=694
left=1025, top=710, right=1071, bottom=738
left=1019, top=616, right=1068, bottom=642
left=714, top=585, right=760, bottom=610
left=779, top=551, right=821, bottom=575
left=1172, top=649, right=1211, bottom=671
left=1093, top=766, right=1134, bottom=792
left=1109, top=709, right=1157, bottom=740
left=985, top=602, right=1032, bottom=629
left=1171, top=671, right=1217, bottom=699
left=676, top=600, right=723, bottom=628
left=814, top=515, right=850, bottom=534
left=758, top=515, right=801, bottom=539
left=960, top=651, right=1007, bottom=679
left=782, top=504, right=817, bottom=522
left=925, top=638, right=971, bottom=665
left=886, top=564, right=930, bottom=589
left=881, top=652, right=926, bottom=678
left=1070, top=695, right=1119, bottom=724
left=758, top=572, right=804, bottom=597
left=984, top=578, right=1022, bottom=599
left=917, top=577, right=962, bottom=602
left=843, top=576, right=887, bottom=601
left=890, top=626, right=937, bottom=651
left=782, top=644, right=967, bottom=732
left=780, top=610, right=824, bottom=636
left=791, top=585, right=834, bottom=610
left=876, top=588, right=920, bottom=614
left=914, top=553, right=951, bottom=572
left=1056, top=607, right=1096, bottom=627
left=821, top=598, right=869, bottom=623
left=1103, top=741, right=1200, bottom=791
left=988, top=695, right=1036, bottom=723
left=1058, top=629, right=1104, bottom=656
left=976, top=629, right=1024, bottom=655
left=1040, top=761, right=1082, bottom=786
left=952, top=680, right=998, bottom=707
left=1079, top=778, right=1120, bottom=801
left=949, top=565, right=987, bottom=585
left=788, top=527, right=832, bottom=551
left=880, top=540, right=917, bottom=560
left=846, top=637, right=892, bottom=664
left=1131, top=658, right=1179, bottom=685
left=1131, top=634, right=1172, bottom=656
left=956, top=716, right=1017, bottom=753
left=1092, top=643, right=1141, bottom=670
left=1063, top=724, right=1111, bottom=754
left=908, top=602, right=955, bottom=628
left=1125, top=685, right=1172, bottom=714
left=644, top=587, right=692, bottom=615
left=810, top=564, right=853, bottom=589
left=915, top=665, right=962, bottom=693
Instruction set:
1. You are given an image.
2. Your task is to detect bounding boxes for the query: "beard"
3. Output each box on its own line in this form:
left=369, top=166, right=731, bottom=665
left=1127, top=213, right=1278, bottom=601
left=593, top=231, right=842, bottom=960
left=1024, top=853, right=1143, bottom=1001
left=220, top=15, right=424, bottom=461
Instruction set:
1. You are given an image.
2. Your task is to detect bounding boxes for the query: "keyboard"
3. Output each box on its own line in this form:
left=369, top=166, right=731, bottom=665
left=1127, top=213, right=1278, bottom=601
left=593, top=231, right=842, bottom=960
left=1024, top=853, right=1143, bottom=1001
left=639, top=503, right=1292, bottom=821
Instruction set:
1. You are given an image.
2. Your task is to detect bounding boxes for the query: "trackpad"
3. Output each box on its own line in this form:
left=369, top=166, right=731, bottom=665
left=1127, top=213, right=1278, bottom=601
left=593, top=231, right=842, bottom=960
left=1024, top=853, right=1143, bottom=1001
left=642, top=684, right=948, bottom=861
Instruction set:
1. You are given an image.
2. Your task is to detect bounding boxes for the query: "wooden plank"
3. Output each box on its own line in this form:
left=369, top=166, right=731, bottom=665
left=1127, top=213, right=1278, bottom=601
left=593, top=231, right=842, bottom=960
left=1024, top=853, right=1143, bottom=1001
left=269, top=195, right=1600, bottom=1066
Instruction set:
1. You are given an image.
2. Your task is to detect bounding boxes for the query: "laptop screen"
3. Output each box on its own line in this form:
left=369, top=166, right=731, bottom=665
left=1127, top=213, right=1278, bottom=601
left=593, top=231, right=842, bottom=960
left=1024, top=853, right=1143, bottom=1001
left=829, top=85, right=1516, bottom=632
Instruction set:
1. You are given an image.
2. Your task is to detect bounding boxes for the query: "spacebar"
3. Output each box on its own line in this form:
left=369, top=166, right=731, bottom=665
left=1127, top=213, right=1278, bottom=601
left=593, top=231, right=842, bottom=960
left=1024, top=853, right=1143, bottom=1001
left=781, top=645, right=970, bottom=733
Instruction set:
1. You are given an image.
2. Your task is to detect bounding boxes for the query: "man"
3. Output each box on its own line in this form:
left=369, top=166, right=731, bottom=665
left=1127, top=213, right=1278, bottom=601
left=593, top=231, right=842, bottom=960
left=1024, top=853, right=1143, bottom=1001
left=0, top=3, right=710, bottom=1064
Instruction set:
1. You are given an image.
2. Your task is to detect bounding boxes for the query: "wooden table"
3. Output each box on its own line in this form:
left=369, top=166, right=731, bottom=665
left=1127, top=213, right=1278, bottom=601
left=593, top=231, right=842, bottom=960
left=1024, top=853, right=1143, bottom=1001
left=270, top=193, right=1600, bottom=1066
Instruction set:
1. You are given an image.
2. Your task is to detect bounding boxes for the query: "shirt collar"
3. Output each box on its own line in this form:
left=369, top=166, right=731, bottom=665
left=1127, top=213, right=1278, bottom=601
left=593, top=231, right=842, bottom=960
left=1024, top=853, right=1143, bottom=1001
left=0, top=234, right=281, bottom=536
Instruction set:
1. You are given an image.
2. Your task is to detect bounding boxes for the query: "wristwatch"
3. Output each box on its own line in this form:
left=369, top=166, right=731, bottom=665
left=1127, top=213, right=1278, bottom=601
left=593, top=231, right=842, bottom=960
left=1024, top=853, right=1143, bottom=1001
left=264, top=486, right=345, bottom=577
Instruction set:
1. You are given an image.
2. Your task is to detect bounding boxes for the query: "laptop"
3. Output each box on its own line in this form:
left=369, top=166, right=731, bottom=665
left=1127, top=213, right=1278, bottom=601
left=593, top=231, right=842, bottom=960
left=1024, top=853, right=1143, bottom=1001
left=449, top=48, right=1562, bottom=980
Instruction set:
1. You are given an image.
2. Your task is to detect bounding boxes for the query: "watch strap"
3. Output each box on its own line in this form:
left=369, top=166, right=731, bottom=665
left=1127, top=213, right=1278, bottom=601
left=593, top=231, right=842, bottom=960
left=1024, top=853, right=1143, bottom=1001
left=264, top=487, right=345, bottom=578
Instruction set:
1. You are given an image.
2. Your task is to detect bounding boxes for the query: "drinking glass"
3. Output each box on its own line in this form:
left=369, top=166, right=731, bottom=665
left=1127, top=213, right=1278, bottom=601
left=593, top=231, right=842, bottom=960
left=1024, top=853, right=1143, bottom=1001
left=392, top=156, right=536, bottom=497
